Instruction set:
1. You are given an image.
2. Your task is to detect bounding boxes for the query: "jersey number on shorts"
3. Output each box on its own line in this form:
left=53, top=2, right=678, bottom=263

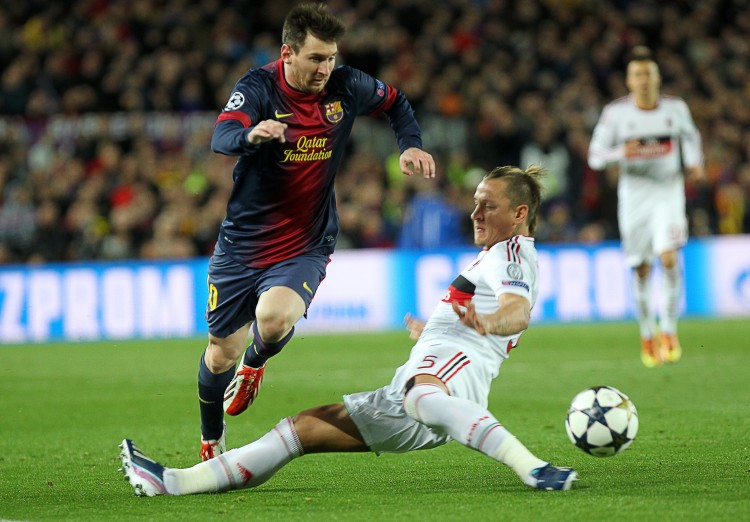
left=208, top=283, right=218, bottom=311
left=417, top=352, right=471, bottom=382
left=417, top=355, right=438, bottom=369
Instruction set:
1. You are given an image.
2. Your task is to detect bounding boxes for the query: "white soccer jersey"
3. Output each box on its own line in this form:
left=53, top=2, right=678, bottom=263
left=344, top=236, right=539, bottom=453
left=588, top=94, right=703, bottom=180
left=421, top=235, right=538, bottom=361
left=588, top=94, right=703, bottom=264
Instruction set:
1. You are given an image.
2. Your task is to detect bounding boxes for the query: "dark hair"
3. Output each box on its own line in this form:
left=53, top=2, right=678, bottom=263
left=627, top=45, right=655, bottom=65
left=282, top=3, right=346, bottom=52
left=484, top=165, right=545, bottom=235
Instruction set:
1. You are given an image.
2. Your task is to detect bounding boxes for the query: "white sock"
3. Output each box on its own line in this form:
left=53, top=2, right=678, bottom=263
left=494, top=435, right=548, bottom=487
left=164, top=417, right=303, bottom=495
left=660, top=265, right=681, bottom=334
left=632, top=271, right=656, bottom=338
left=403, top=384, right=545, bottom=482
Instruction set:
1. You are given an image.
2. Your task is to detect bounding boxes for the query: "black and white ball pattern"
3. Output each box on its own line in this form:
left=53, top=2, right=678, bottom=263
left=565, top=386, right=639, bottom=457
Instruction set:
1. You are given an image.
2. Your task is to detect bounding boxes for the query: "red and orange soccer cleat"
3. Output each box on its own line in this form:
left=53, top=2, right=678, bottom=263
left=223, top=363, right=266, bottom=416
left=660, top=333, right=682, bottom=364
left=640, top=338, right=661, bottom=368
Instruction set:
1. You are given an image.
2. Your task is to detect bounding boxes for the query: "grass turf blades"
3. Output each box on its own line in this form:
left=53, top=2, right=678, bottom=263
left=0, top=318, right=748, bottom=521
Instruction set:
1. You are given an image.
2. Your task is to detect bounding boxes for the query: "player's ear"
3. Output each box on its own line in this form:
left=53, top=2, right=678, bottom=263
left=281, top=44, right=294, bottom=63
left=515, top=204, right=528, bottom=223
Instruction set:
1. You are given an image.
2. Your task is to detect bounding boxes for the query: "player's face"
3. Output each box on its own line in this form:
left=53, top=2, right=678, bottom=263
left=282, top=34, right=337, bottom=94
left=626, top=61, right=660, bottom=99
left=470, top=178, right=526, bottom=247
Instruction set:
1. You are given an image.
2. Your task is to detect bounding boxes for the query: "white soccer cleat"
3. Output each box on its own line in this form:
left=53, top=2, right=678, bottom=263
left=119, top=439, right=168, bottom=497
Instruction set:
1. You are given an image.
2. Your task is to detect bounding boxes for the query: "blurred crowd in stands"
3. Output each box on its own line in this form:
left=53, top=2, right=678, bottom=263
left=1, top=0, right=749, bottom=264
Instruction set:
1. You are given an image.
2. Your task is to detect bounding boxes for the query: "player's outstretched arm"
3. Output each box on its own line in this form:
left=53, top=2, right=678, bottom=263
left=400, top=147, right=436, bottom=178
left=452, top=294, right=530, bottom=336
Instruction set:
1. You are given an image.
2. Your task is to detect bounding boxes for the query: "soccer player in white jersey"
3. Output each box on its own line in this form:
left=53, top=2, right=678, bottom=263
left=587, top=46, right=704, bottom=367
left=119, top=165, right=578, bottom=496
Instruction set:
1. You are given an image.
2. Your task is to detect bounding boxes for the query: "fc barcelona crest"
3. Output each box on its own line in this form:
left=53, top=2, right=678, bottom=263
left=325, top=101, right=344, bottom=123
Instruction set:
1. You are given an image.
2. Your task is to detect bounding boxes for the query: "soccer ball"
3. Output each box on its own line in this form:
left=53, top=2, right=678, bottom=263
left=565, top=386, right=639, bottom=457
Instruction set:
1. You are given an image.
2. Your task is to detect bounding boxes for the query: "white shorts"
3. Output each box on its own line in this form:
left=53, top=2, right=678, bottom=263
left=343, top=332, right=504, bottom=454
left=618, top=178, right=687, bottom=267
left=343, top=386, right=450, bottom=454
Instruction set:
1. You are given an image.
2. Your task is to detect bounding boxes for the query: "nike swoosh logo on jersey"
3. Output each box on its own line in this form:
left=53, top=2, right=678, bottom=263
left=275, top=110, right=293, bottom=119
left=303, top=282, right=313, bottom=295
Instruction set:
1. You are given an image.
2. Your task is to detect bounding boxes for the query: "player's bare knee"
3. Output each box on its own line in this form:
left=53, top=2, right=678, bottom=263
left=205, top=336, right=244, bottom=372
left=255, top=314, right=295, bottom=342
left=660, top=251, right=678, bottom=269
left=255, top=287, right=305, bottom=341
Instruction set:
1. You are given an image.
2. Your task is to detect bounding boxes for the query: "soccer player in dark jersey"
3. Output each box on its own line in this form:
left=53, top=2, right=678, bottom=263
left=197, top=3, right=436, bottom=461
left=120, top=165, right=578, bottom=495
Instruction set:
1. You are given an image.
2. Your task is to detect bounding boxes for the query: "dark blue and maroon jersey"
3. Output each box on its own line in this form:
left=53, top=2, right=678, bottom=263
left=211, top=58, right=423, bottom=268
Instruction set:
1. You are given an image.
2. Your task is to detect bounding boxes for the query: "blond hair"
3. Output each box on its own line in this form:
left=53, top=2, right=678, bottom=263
left=484, top=165, right=545, bottom=235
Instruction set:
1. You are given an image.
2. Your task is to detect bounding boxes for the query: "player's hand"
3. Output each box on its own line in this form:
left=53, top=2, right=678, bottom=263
left=451, top=300, right=487, bottom=335
left=404, top=313, right=425, bottom=341
left=400, top=147, right=436, bottom=179
left=685, top=165, right=706, bottom=185
left=624, top=139, right=640, bottom=158
left=247, top=120, right=288, bottom=144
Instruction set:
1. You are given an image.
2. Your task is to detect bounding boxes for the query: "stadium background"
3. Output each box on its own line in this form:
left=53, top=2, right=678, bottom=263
left=1, top=0, right=749, bottom=341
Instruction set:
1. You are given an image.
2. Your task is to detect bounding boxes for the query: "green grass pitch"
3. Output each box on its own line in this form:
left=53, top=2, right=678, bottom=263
left=1, top=318, right=748, bottom=521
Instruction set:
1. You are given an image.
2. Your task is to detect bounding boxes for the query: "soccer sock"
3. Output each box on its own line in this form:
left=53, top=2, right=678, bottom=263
left=164, top=417, right=304, bottom=495
left=403, top=384, right=546, bottom=481
left=242, top=321, right=295, bottom=368
left=494, top=435, right=549, bottom=487
left=198, top=352, right=234, bottom=440
left=660, top=265, right=682, bottom=334
left=632, top=271, right=656, bottom=339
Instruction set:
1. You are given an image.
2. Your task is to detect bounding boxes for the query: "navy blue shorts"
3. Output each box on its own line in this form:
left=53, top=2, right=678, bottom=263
left=205, top=246, right=330, bottom=338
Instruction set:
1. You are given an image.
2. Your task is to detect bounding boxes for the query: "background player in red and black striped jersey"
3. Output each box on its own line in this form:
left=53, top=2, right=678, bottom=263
left=197, top=3, right=436, bottom=461
left=588, top=46, right=704, bottom=368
